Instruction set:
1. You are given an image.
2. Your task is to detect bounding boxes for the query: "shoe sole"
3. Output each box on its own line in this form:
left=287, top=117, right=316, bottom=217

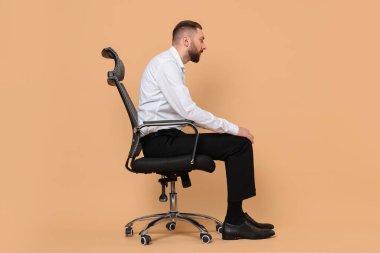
left=222, top=233, right=274, bottom=240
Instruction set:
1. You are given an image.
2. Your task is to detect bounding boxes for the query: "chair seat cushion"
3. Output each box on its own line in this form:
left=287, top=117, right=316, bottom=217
left=131, top=154, right=215, bottom=174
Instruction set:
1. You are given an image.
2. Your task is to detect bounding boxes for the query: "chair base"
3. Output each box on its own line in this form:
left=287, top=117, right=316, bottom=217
left=124, top=179, right=222, bottom=245
left=125, top=211, right=222, bottom=245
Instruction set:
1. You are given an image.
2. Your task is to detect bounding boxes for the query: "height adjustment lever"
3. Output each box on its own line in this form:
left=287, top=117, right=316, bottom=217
left=159, top=181, right=168, bottom=202
left=158, top=176, right=177, bottom=202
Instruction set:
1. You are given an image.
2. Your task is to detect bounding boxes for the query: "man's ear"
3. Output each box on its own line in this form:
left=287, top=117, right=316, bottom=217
left=183, top=36, right=190, bottom=47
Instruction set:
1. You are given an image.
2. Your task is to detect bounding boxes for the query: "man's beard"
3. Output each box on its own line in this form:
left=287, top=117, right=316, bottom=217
left=188, top=44, right=201, bottom=63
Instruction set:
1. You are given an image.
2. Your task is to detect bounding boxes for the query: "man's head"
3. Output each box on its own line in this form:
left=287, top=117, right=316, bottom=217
left=172, top=20, right=206, bottom=63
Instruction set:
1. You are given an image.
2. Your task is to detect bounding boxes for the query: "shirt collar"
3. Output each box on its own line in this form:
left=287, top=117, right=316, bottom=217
left=169, top=46, right=185, bottom=70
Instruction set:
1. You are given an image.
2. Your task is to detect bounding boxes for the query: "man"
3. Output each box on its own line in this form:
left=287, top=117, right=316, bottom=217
left=137, top=20, right=275, bottom=240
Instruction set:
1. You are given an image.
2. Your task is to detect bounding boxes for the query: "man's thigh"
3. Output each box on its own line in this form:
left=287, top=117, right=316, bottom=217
left=142, top=131, right=251, bottom=161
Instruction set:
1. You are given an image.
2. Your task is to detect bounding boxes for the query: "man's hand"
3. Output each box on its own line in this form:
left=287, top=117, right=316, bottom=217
left=237, top=126, right=254, bottom=143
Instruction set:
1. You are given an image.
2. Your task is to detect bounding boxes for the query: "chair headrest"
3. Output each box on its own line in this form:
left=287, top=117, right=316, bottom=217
left=101, top=47, right=125, bottom=85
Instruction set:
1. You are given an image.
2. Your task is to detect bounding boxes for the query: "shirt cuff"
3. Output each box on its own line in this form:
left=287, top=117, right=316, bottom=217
left=227, top=122, right=239, bottom=135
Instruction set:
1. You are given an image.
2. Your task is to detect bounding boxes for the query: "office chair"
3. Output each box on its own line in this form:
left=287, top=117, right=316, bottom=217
left=101, top=47, right=223, bottom=245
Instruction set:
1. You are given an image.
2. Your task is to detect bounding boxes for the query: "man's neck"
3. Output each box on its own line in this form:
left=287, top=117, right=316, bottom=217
left=173, top=45, right=189, bottom=64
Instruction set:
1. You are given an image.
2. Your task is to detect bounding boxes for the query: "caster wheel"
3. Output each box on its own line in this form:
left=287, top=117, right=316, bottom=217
left=200, top=233, right=212, bottom=244
left=141, top=235, right=151, bottom=245
left=216, top=224, right=223, bottom=234
left=166, top=221, right=176, bottom=231
left=125, top=226, right=133, bottom=237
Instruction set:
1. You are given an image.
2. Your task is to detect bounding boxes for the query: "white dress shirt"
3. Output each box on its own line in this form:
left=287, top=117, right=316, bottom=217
left=137, top=46, right=239, bottom=137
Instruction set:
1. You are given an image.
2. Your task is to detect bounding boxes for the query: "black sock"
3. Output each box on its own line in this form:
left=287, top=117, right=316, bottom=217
left=225, top=200, right=244, bottom=225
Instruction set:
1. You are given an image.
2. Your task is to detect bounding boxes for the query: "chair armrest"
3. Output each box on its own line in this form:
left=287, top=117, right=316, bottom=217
left=136, top=120, right=199, bottom=165
left=142, top=119, right=194, bottom=125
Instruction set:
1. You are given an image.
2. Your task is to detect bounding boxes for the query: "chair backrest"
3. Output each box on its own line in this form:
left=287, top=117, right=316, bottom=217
left=101, top=47, right=142, bottom=163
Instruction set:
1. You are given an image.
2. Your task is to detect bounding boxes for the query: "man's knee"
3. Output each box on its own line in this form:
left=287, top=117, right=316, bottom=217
left=221, top=134, right=252, bottom=155
left=229, top=134, right=252, bottom=147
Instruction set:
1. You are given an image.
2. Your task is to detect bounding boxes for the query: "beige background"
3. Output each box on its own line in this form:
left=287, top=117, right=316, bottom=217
left=1, top=0, right=380, bottom=252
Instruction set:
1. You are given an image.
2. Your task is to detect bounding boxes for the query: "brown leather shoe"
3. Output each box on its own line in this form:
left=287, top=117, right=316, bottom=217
left=244, top=212, right=275, bottom=229
left=222, top=219, right=275, bottom=240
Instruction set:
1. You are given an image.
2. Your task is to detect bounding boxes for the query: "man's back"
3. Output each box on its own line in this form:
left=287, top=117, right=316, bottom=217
left=138, top=47, right=187, bottom=136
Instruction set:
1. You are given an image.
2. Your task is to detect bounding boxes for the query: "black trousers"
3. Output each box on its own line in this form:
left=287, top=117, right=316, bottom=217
left=141, top=128, right=256, bottom=201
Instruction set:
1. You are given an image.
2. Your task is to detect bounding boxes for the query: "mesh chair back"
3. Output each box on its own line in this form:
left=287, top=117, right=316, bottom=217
left=101, top=47, right=142, bottom=159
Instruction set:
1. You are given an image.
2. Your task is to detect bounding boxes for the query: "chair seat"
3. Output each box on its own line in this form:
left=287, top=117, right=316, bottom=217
left=131, top=154, right=215, bottom=174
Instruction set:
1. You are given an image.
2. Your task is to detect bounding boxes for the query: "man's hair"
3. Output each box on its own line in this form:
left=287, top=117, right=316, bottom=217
left=172, top=20, right=202, bottom=43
